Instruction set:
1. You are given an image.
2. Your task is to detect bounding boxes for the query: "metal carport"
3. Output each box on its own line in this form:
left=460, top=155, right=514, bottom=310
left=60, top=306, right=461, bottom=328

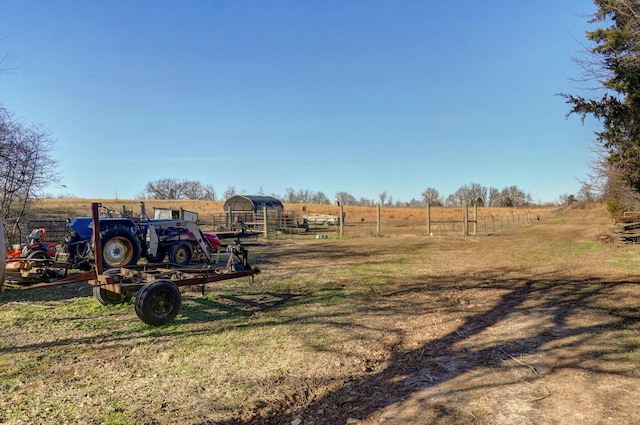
left=223, top=195, right=284, bottom=213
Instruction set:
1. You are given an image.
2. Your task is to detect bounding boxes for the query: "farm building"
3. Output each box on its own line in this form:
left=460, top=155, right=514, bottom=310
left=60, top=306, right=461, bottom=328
left=223, top=195, right=284, bottom=214
left=216, top=195, right=286, bottom=233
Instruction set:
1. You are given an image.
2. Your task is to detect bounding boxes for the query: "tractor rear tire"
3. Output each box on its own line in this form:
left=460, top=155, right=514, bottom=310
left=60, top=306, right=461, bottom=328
left=169, top=241, right=193, bottom=266
left=135, top=279, right=182, bottom=325
left=100, top=225, right=141, bottom=268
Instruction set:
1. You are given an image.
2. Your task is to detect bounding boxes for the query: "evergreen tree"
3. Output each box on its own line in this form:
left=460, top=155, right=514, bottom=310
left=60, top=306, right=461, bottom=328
left=564, top=1, right=640, bottom=192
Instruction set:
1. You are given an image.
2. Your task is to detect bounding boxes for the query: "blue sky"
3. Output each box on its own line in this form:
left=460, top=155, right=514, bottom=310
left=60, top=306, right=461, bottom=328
left=1, top=0, right=599, bottom=204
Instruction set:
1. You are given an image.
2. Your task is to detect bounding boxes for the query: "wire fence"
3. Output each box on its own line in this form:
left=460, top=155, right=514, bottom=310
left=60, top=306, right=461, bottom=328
left=14, top=205, right=569, bottom=247
left=259, top=204, right=569, bottom=240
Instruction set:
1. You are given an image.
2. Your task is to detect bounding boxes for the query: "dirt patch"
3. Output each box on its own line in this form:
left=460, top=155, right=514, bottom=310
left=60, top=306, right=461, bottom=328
left=245, top=206, right=639, bottom=425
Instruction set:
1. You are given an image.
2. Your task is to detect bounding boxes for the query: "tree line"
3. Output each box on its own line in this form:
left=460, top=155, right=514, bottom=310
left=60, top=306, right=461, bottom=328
left=139, top=177, right=551, bottom=207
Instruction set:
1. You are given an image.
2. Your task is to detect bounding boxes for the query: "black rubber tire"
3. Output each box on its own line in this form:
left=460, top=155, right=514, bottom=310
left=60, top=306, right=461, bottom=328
left=93, top=286, right=131, bottom=305
left=63, top=233, right=89, bottom=260
left=93, top=268, right=132, bottom=305
left=134, top=279, right=182, bottom=325
left=26, top=250, right=50, bottom=260
left=100, top=225, right=141, bottom=268
left=169, top=241, right=193, bottom=266
left=145, top=246, right=167, bottom=263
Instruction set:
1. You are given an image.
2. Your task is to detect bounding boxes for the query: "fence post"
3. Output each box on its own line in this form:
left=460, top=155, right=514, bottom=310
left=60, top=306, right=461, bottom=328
left=473, top=203, right=478, bottom=236
left=463, top=201, right=469, bottom=236
left=376, top=204, right=381, bottom=236
left=263, top=206, right=268, bottom=239
left=427, top=203, right=431, bottom=236
left=339, top=204, right=344, bottom=238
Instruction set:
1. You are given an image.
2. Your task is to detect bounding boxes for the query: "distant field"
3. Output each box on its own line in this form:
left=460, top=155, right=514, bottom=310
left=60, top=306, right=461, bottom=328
left=32, top=198, right=225, bottom=220
left=33, top=198, right=558, bottom=234
left=25, top=198, right=565, bottom=242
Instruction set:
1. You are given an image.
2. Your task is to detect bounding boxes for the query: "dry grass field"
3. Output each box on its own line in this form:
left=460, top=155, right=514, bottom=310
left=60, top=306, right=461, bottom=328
left=1, top=201, right=639, bottom=424
left=31, top=197, right=549, bottom=224
left=28, top=198, right=557, bottom=240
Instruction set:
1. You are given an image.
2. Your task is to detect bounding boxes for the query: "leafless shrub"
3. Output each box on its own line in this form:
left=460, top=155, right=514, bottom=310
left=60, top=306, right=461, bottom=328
left=0, top=105, right=59, bottom=242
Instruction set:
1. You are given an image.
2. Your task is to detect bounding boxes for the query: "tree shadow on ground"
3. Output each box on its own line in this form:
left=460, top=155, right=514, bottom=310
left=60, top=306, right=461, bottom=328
left=179, top=291, right=306, bottom=323
left=3, top=251, right=637, bottom=424
left=1, top=281, right=92, bottom=302
left=205, top=268, right=639, bottom=424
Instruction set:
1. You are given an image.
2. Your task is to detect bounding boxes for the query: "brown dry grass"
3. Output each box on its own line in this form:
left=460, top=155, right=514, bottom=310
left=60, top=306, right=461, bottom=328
left=30, top=198, right=558, bottom=241
left=1, top=202, right=639, bottom=424
left=31, top=198, right=226, bottom=220
left=32, top=197, right=552, bottom=223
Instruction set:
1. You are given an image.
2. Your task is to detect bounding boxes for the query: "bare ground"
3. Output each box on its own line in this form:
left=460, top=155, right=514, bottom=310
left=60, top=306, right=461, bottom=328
left=246, top=205, right=640, bottom=424
left=1, top=204, right=639, bottom=424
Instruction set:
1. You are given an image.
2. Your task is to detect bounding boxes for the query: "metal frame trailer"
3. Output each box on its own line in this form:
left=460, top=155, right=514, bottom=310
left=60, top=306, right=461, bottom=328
left=25, top=203, right=260, bottom=325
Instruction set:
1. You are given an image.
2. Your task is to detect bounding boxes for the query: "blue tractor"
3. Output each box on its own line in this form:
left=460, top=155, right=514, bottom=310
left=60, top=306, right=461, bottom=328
left=63, top=204, right=218, bottom=270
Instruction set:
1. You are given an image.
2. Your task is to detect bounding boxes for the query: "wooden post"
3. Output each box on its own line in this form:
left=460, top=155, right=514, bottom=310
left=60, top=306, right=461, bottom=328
left=263, top=206, right=268, bottom=238
left=463, top=201, right=469, bottom=236
left=427, top=204, right=431, bottom=236
left=376, top=204, right=381, bottom=236
left=473, top=203, right=478, bottom=236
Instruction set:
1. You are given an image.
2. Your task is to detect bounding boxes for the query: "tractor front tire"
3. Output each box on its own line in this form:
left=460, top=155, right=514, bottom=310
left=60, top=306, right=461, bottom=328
left=135, top=279, right=182, bottom=325
left=169, top=241, right=193, bottom=266
left=100, top=225, right=141, bottom=268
